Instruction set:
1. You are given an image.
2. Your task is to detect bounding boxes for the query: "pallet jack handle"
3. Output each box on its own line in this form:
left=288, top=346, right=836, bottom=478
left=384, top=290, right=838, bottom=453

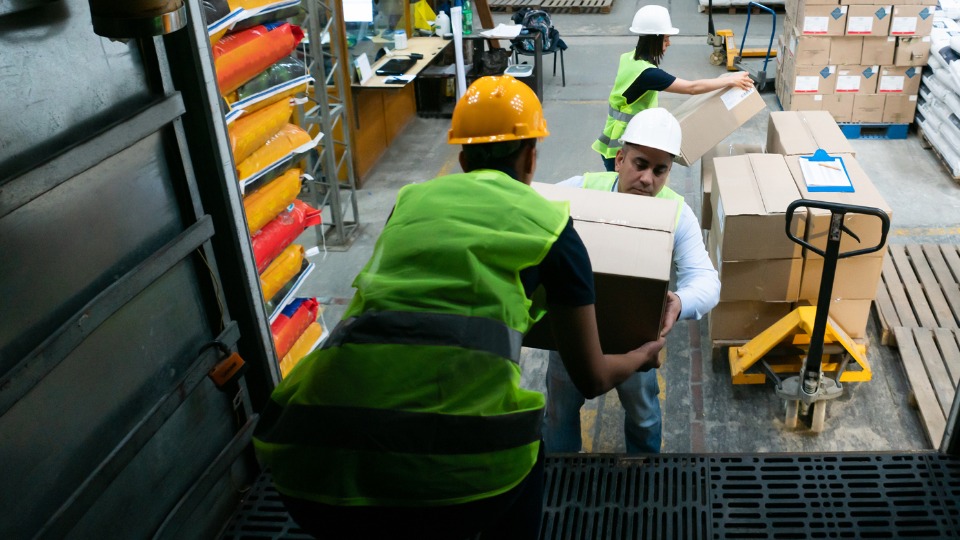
left=737, top=2, right=776, bottom=74
left=784, top=199, right=890, bottom=399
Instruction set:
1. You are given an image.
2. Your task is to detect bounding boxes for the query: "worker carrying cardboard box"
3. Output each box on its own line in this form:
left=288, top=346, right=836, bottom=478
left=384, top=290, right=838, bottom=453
left=546, top=107, right=720, bottom=454
left=252, top=75, right=665, bottom=539
left=592, top=4, right=753, bottom=172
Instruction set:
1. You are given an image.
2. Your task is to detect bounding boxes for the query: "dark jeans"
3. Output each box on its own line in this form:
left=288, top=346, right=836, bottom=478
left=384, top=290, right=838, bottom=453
left=281, top=443, right=546, bottom=540
left=602, top=155, right=617, bottom=172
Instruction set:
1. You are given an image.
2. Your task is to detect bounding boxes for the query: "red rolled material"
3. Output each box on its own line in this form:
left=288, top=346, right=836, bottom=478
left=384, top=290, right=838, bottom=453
left=270, top=298, right=319, bottom=359
left=251, top=200, right=322, bottom=273
left=215, top=23, right=304, bottom=95
left=213, top=25, right=269, bottom=59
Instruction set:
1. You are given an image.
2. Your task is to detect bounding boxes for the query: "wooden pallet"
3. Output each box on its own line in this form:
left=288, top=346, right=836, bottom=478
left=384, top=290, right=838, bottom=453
left=893, top=327, right=960, bottom=447
left=874, top=244, right=960, bottom=346
left=918, top=126, right=960, bottom=183
left=541, top=0, right=613, bottom=14
left=697, top=2, right=785, bottom=14
left=487, top=0, right=540, bottom=13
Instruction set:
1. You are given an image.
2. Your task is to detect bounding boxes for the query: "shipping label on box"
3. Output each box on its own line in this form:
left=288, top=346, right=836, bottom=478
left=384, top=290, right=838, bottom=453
left=853, top=93, right=886, bottom=122
left=671, top=82, right=767, bottom=167
left=894, top=36, right=931, bottom=66
left=836, top=65, right=879, bottom=93
left=879, top=66, right=921, bottom=94
left=786, top=64, right=837, bottom=93
left=861, top=36, right=896, bottom=64
left=784, top=154, right=892, bottom=257
left=767, top=110, right=856, bottom=156
left=889, top=6, right=934, bottom=36
left=829, top=36, right=864, bottom=64
left=797, top=4, right=847, bottom=35
left=701, top=143, right=765, bottom=231
left=883, top=93, right=918, bottom=123
left=524, top=183, right=676, bottom=353
left=799, top=254, right=884, bottom=300
left=712, top=154, right=806, bottom=261
left=845, top=5, right=892, bottom=35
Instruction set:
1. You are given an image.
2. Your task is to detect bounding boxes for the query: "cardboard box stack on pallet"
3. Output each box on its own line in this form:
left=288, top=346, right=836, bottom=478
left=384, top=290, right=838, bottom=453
left=916, top=15, right=960, bottom=177
left=777, top=0, right=932, bottom=124
left=705, top=111, right=892, bottom=343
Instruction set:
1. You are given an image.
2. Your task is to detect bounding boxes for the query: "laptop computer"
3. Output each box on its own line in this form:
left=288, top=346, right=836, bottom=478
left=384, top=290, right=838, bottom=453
left=375, top=57, right=417, bottom=76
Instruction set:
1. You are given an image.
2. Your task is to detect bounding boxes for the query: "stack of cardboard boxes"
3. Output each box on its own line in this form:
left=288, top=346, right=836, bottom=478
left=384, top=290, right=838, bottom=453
left=777, top=0, right=932, bottom=123
left=707, top=111, right=892, bottom=342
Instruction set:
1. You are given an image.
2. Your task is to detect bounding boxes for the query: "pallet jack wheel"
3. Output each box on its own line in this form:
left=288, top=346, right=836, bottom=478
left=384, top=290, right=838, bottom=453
left=710, top=50, right=726, bottom=66
left=784, top=400, right=799, bottom=429
left=810, top=401, right=827, bottom=433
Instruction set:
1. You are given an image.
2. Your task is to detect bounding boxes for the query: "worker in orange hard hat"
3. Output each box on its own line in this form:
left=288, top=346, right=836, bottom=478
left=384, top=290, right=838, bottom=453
left=254, top=75, right=665, bottom=540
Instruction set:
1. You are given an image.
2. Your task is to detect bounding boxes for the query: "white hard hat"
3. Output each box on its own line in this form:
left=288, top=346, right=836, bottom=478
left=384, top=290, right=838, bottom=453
left=620, top=107, right=682, bottom=156
left=629, top=5, right=679, bottom=35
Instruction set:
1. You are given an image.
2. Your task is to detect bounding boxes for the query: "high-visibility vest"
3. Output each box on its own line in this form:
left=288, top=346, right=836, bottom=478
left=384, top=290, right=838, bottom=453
left=582, top=171, right=684, bottom=227
left=591, top=55, right=659, bottom=159
left=253, top=169, right=570, bottom=507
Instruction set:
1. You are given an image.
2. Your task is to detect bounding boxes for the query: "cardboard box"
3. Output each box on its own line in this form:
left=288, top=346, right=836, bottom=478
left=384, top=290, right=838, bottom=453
left=714, top=255, right=804, bottom=302
left=878, top=66, right=922, bottom=94
left=523, top=182, right=676, bottom=353
left=821, top=94, right=855, bottom=122
left=883, top=93, right=918, bottom=123
left=835, top=65, right=880, bottom=94
left=794, top=4, right=848, bottom=36
left=798, top=255, right=884, bottom=300
left=709, top=301, right=794, bottom=341
left=712, top=154, right=806, bottom=261
left=794, top=298, right=872, bottom=338
left=788, top=32, right=833, bottom=64
left=784, top=154, right=892, bottom=257
left=782, top=61, right=837, bottom=94
left=829, top=36, right=863, bottom=65
left=889, top=5, right=934, bottom=36
left=852, top=93, right=885, bottom=122
left=767, top=110, right=856, bottom=156
left=894, top=36, right=932, bottom=66
left=845, top=5, right=892, bottom=36
left=861, top=36, right=896, bottom=65
left=779, top=90, right=825, bottom=112
left=701, top=143, right=765, bottom=231
left=671, top=83, right=767, bottom=166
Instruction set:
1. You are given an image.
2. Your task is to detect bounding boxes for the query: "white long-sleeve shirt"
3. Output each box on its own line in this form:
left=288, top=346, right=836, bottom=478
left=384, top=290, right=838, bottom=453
left=559, top=175, right=720, bottom=321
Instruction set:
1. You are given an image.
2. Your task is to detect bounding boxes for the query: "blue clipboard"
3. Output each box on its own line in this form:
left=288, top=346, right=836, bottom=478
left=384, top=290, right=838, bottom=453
left=798, top=149, right=854, bottom=193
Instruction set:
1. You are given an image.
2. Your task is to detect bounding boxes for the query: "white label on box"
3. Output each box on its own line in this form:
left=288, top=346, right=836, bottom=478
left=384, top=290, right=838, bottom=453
left=879, top=75, right=905, bottom=92
left=814, top=95, right=823, bottom=101
left=717, top=198, right=725, bottom=235
left=910, top=95, right=917, bottom=101
left=720, top=87, right=756, bottom=110
left=847, top=16, right=874, bottom=34
left=891, top=17, right=918, bottom=35
left=795, top=75, right=820, bottom=93
left=803, top=16, right=830, bottom=34
left=923, top=36, right=931, bottom=42
left=836, top=75, right=862, bottom=92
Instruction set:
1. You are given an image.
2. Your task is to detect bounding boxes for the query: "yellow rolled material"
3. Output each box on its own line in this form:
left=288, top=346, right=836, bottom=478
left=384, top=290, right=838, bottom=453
left=236, top=123, right=311, bottom=181
left=260, top=244, right=304, bottom=301
left=228, top=99, right=293, bottom=164
left=242, top=168, right=301, bottom=233
left=279, top=321, right=323, bottom=378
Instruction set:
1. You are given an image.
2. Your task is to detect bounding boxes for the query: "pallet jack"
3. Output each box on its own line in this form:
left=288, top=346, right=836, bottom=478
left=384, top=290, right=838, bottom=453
left=707, top=0, right=777, bottom=90
left=728, top=199, right=890, bottom=432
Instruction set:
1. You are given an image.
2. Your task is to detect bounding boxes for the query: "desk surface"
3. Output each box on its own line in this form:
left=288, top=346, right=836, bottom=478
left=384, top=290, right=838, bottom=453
left=354, top=36, right=452, bottom=89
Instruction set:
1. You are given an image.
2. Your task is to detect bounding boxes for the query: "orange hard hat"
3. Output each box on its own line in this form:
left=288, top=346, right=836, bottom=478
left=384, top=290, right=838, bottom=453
left=448, top=75, right=549, bottom=144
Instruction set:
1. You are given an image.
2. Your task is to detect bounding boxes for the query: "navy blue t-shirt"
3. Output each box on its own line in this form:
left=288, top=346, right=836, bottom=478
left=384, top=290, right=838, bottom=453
left=519, top=218, right=595, bottom=307
left=622, top=67, right=676, bottom=104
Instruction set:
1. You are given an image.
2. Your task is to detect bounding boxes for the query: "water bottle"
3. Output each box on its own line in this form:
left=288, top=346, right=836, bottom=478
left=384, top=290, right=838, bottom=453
left=462, top=0, right=473, bottom=35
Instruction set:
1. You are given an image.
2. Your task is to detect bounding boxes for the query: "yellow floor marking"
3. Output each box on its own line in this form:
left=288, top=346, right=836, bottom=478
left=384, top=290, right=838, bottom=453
left=580, top=408, right=597, bottom=453
left=891, top=227, right=960, bottom=237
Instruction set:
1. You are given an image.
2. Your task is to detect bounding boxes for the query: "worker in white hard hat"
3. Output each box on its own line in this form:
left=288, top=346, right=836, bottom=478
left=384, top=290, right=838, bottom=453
left=547, top=108, right=720, bottom=454
left=592, top=4, right=754, bottom=171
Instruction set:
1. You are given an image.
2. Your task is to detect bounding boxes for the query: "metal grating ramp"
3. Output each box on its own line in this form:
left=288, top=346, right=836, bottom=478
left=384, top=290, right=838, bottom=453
left=221, top=453, right=960, bottom=539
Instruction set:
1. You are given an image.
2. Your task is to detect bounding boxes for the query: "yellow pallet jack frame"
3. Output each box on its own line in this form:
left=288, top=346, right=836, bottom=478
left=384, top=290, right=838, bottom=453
left=711, top=29, right=777, bottom=71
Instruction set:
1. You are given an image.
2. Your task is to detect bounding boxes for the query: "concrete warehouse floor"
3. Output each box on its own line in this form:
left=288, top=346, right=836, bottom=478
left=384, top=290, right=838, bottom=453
left=298, top=0, right=960, bottom=454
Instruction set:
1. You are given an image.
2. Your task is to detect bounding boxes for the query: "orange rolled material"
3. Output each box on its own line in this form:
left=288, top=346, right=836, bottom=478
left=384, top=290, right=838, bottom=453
left=213, top=24, right=270, bottom=59
left=242, top=167, right=301, bottom=233
left=228, top=99, right=293, bottom=164
left=271, top=298, right=319, bottom=359
left=251, top=199, right=322, bottom=273
left=215, top=23, right=304, bottom=95
left=279, top=321, right=323, bottom=377
left=236, top=123, right=311, bottom=181
left=260, top=244, right=304, bottom=301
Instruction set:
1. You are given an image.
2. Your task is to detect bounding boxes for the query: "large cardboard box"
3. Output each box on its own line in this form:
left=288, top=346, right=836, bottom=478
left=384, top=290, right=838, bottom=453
left=852, top=93, right=886, bottom=121
left=784, top=154, right=892, bottom=257
left=798, top=255, right=885, bottom=300
left=794, top=299, right=873, bottom=338
left=671, top=84, right=767, bottom=166
left=701, top=143, right=765, bottom=231
left=821, top=94, right=855, bottom=122
left=709, top=229, right=803, bottom=301
left=523, top=182, right=676, bottom=353
left=782, top=61, right=838, bottom=94
left=845, top=5, right=892, bottom=36
left=889, top=5, right=934, bottom=36
left=710, top=301, right=794, bottom=341
left=878, top=66, right=922, bottom=94
left=861, top=36, right=896, bottom=65
left=712, top=154, right=806, bottom=261
left=894, top=36, right=932, bottom=66
left=883, top=93, right=918, bottom=123
left=779, top=90, right=824, bottom=112
left=829, top=36, right=863, bottom=65
left=767, top=110, right=856, bottom=156
left=794, top=4, right=848, bottom=36
left=835, top=65, right=880, bottom=94
left=788, top=32, right=833, bottom=64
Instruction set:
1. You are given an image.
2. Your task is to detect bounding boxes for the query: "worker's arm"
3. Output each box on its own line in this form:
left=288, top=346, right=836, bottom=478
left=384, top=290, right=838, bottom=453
left=664, top=71, right=753, bottom=95
left=672, top=204, right=720, bottom=320
left=549, top=304, right=665, bottom=399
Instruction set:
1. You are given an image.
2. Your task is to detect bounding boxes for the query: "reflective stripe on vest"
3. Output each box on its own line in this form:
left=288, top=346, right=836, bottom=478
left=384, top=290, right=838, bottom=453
left=582, top=171, right=684, bottom=227
left=591, top=55, right=658, bottom=159
left=607, top=105, right=635, bottom=123
left=326, top=310, right=524, bottom=364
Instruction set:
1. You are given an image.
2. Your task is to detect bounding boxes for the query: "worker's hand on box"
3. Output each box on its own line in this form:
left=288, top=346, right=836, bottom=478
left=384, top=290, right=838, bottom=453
left=729, top=71, right=754, bottom=91
left=628, top=337, right=665, bottom=372
left=660, top=291, right=682, bottom=338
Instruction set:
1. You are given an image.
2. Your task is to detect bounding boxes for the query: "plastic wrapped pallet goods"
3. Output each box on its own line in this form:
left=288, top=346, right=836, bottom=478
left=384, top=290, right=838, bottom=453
left=242, top=167, right=302, bottom=233
left=260, top=244, right=305, bottom=301
left=937, top=0, right=960, bottom=21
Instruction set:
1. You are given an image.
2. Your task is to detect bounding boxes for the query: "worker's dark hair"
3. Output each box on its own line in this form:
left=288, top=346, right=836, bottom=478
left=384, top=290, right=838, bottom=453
left=461, top=138, right=537, bottom=172
left=633, top=34, right=665, bottom=65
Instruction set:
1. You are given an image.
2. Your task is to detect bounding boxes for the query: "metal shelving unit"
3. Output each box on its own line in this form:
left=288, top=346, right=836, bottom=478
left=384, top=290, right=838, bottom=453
left=303, top=0, right=361, bottom=250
